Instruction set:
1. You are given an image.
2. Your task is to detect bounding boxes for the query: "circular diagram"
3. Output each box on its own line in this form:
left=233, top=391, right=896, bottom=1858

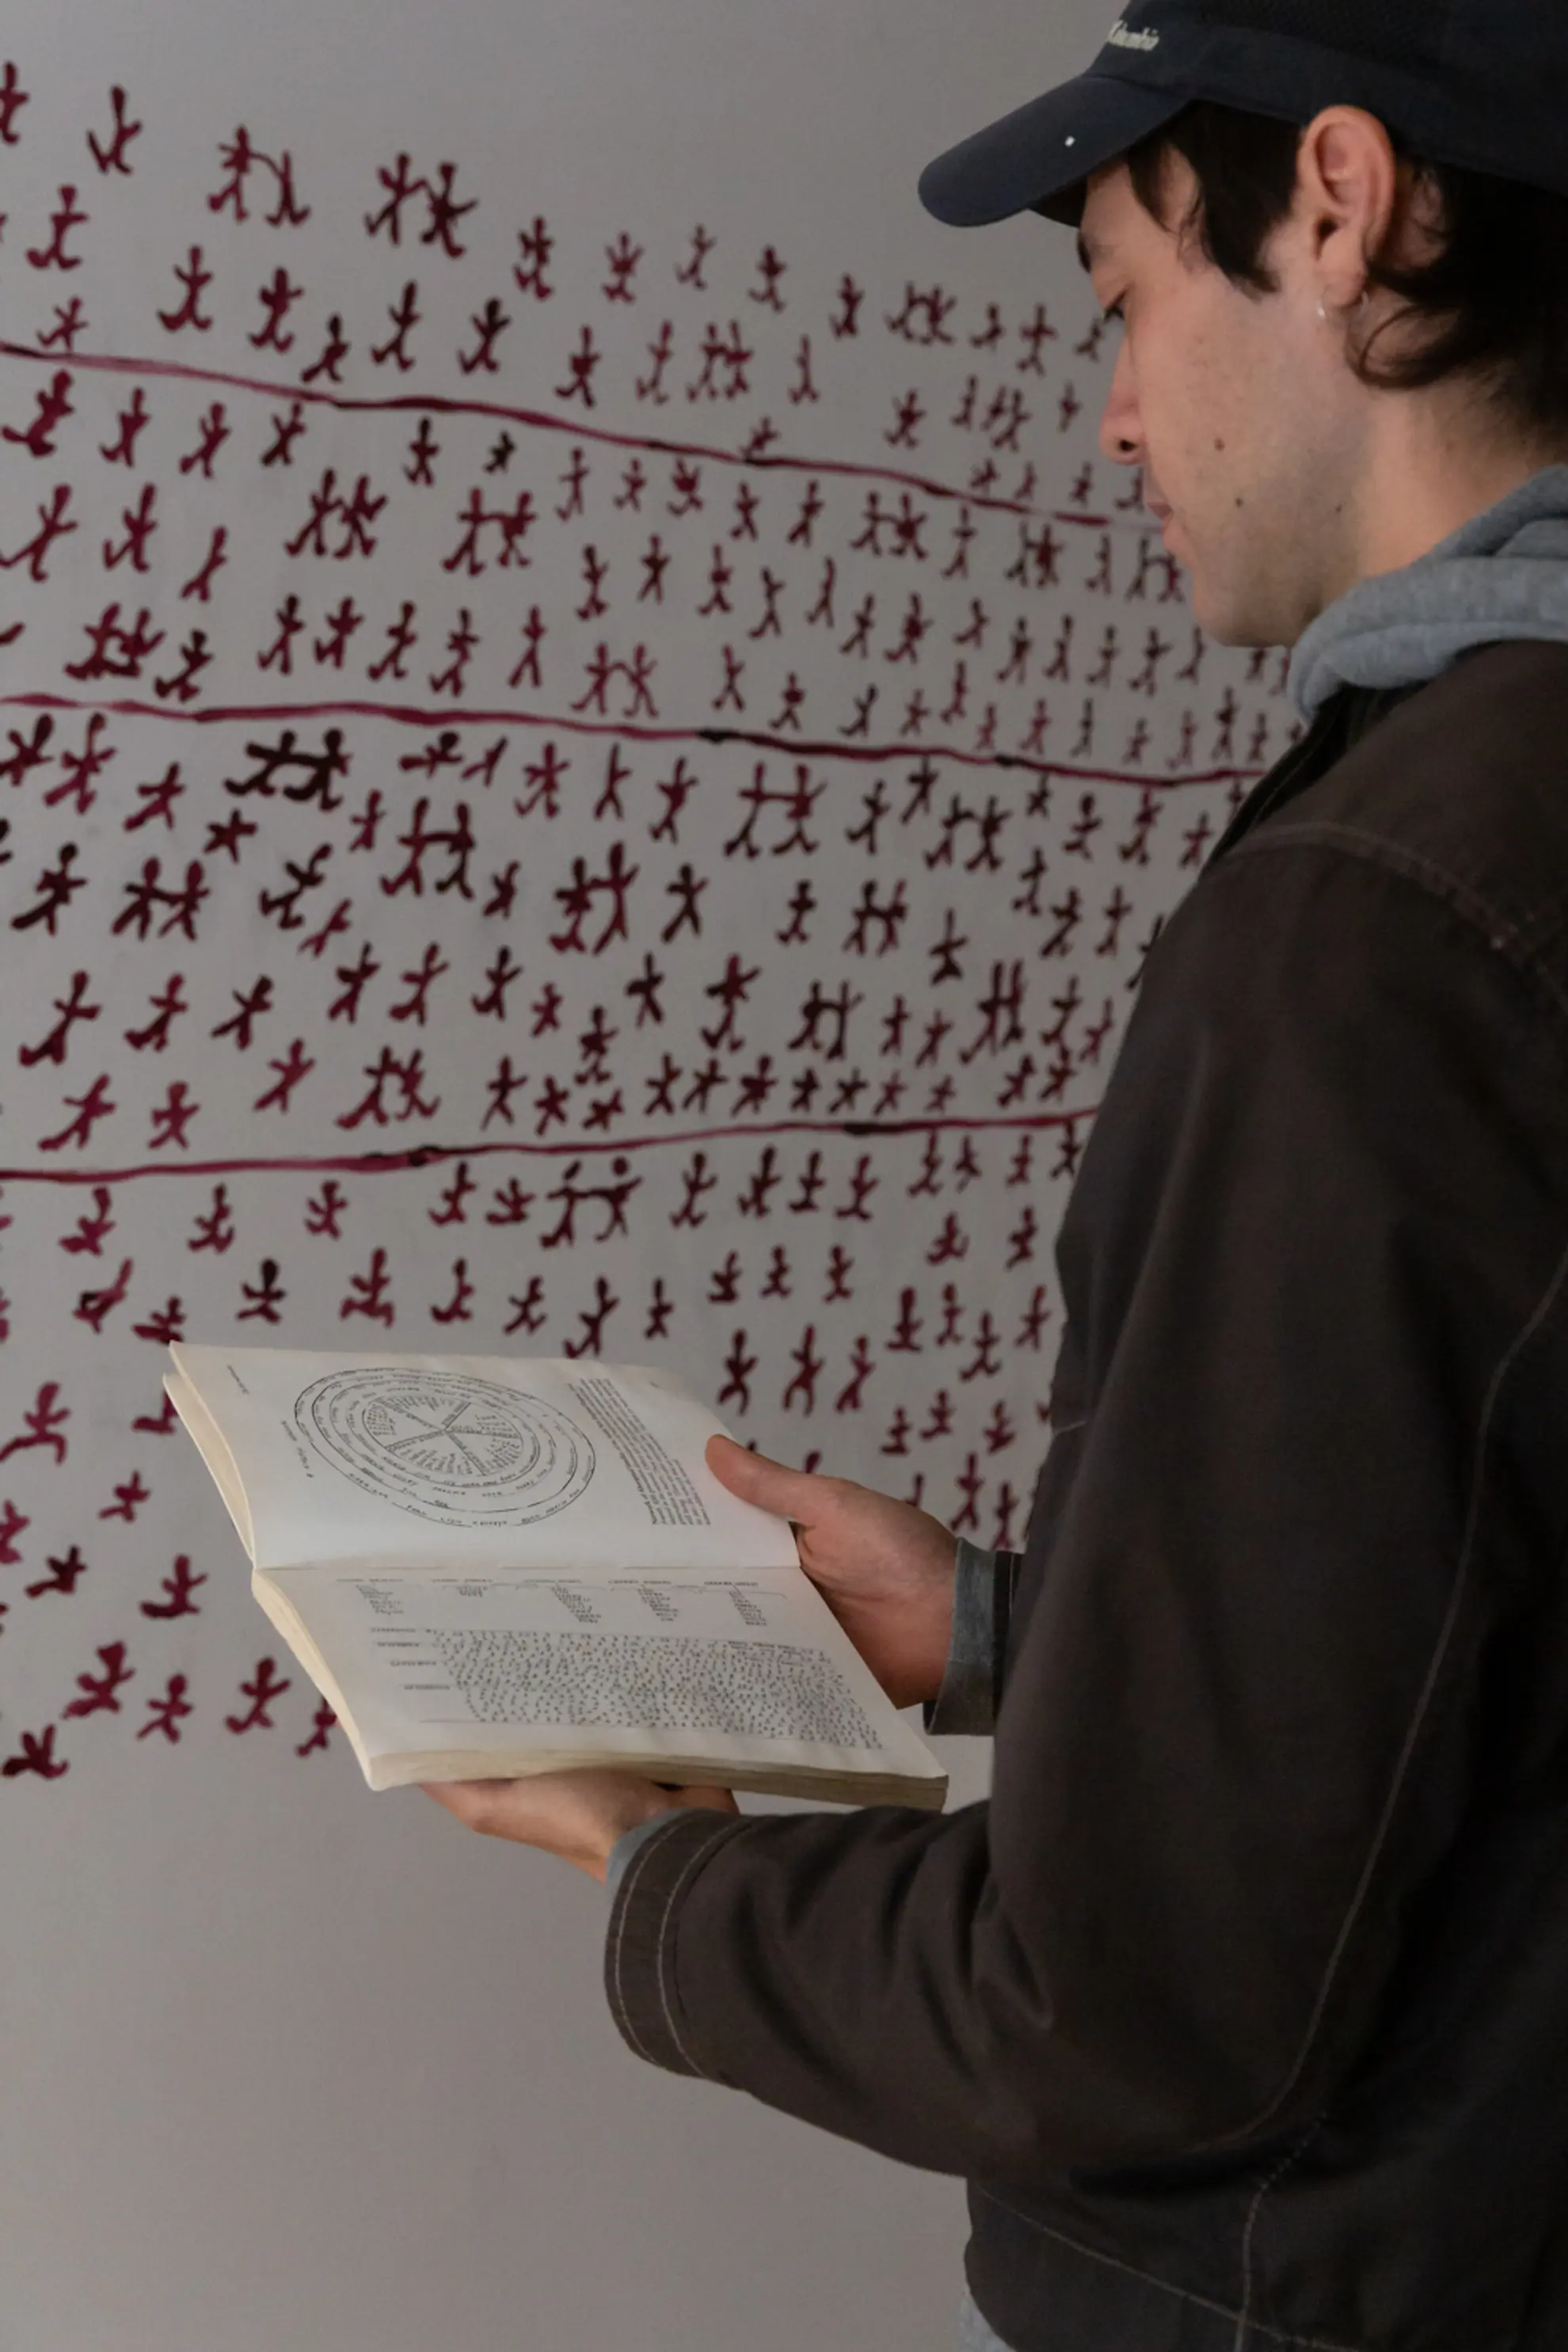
left=293, top=1369, right=596, bottom=1526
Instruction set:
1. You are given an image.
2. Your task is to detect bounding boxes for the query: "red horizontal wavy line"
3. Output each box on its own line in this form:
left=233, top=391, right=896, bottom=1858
left=0, top=1105, right=1101, bottom=1186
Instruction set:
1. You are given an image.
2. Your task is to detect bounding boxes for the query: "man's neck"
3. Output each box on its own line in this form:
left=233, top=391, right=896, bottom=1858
left=1345, top=399, right=1564, bottom=589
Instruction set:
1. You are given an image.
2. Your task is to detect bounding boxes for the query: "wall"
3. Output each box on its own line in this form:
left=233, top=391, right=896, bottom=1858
left=0, top=5, right=1293, bottom=2347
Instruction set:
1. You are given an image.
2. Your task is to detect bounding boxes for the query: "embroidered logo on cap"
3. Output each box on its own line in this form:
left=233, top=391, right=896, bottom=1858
left=1106, top=17, right=1162, bottom=50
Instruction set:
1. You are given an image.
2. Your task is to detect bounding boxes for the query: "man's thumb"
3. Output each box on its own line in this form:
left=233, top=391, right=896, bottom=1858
left=706, top=1432, right=821, bottom=1521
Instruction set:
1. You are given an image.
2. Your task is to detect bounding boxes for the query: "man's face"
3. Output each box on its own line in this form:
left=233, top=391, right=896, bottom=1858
left=1079, top=152, right=1366, bottom=648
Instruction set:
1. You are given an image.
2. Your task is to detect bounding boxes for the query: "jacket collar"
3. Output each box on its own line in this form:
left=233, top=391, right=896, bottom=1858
left=1206, top=675, right=1426, bottom=867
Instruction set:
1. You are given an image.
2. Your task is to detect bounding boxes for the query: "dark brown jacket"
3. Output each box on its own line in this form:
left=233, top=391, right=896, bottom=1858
left=607, top=641, right=1568, bottom=2352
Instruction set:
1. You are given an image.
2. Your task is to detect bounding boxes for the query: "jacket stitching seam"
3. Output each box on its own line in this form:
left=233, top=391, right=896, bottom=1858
left=653, top=1820, right=751, bottom=2076
left=973, top=2189, right=1361, bottom=2350
left=1232, top=2123, right=1326, bottom=2352
left=1224, top=823, right=1568, bottom=1024
left=606, top=1813, right=701, bottom=2065
left=1220, top=1220, right=1568, bottom=2145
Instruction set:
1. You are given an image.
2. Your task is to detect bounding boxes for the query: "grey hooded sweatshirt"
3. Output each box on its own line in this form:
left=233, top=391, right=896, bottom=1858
left=1288, top=462, right=1568, bottom=719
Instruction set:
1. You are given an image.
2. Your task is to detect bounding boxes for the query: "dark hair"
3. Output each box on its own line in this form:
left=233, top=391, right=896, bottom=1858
left=1123, top=101, right=1568, bottom=448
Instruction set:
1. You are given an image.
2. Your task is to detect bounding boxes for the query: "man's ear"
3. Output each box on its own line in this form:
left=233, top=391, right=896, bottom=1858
left=1295, top=105, right=1401, bottom=303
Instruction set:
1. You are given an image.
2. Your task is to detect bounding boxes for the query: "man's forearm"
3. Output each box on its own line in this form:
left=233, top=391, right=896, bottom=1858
left=604, top=1538, right=1017, bottom=1897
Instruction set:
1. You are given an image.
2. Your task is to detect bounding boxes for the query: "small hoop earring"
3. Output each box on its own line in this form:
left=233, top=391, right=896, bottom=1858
left=1319, top=291, right=1372, bottom=325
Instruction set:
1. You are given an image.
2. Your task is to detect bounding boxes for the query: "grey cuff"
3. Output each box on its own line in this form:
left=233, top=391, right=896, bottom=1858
left=923, top=1541, right=1020, bottom=1737
left=605, top=1810, right=691, bottom=1902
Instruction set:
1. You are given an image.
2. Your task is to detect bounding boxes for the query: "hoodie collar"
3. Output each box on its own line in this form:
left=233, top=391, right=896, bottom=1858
left=1287, top=464, right=1568, bottom=721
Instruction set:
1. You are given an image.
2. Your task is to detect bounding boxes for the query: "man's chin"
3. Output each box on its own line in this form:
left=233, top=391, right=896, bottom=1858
left=1186, top=576, right=1273, bottom=652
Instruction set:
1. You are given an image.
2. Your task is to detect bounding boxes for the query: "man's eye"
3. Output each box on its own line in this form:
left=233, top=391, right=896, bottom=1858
left=1100, top=301, right=1125, bottom=327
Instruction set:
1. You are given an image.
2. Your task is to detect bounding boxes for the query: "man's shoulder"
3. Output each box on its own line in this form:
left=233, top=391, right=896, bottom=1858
left=1230, top=640, right=1568, bottom=990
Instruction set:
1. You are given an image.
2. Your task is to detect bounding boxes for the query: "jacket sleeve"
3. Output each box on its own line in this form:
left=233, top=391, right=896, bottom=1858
left=603, top=839, right=1568, bottom=2177
left=923, top=1541, right=1022, bottom=1737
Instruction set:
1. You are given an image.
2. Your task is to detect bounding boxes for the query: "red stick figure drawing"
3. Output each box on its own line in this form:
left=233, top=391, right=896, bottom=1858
left=188, top=1182, right=237, bottom=1253
left=458, top=297, right=510, bottom=375
left=515, top=216, right=554, bottom=299
left=748, top=245, right=787, bottom=310
left=0, top=484, right=78, bottom=582
left=603, top=231, right=642, bottom=302
left=63, top=1642, right=135, bottom=1718
left=87, top=86, right=142, bottom=175
left=99, top=1473, right=150, bottom=1523
left=0, top=1383, right=68, bottom=1464
left=421, top=162, right=475, bottom=256
left=141, top=1555, right=207, bottom=1619
left=179, top=401, right=230, bottom=477
left=158, top=245, right=215, bottom=333
left=251, top=266, right=303, bottom=352
left=341, top=1247, right=396, bottom=1326
left=676, top=223, right=716, bottom=287
left=297, top=1702, right=336, bottom=1758
left=555, top=326, right=602, bottom=407
left=3, top=1727, right=69, bottom=1779
left=304, top=1180, right=348, bottom=1238
left=261, top=399, right=307, bottom=469
left=27, top=183, right=89, bottom=271
left=0, top=60, right=30, bottom=144
left=2, top=371, right=74, bottom=459
left=138, top=1675, right=193, bottom=1742
left=372, top=279, right=422, bottom=371
left=19, top=1534, right=85, bottom=1605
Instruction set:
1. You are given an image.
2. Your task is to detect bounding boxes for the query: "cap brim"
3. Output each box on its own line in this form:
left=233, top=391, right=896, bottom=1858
left=918, top=71, right=1190, bottom=229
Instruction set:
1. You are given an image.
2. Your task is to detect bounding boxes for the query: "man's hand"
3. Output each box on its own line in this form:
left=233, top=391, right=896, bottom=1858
left=421, top=1769, right=736, bottom=1880
left=706, top=1433, right=957, bottom=1709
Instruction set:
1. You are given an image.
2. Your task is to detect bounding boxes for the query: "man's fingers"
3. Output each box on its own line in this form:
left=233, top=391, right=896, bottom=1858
left=706, top=1431, right=829, bottom=1523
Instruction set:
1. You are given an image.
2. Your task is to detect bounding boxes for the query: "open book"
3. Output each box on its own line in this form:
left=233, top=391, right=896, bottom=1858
left=166, top=1345, right=946, bottom=1809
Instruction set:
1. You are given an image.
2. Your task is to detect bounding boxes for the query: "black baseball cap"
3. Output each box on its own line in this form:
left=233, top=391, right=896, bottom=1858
left=919, top=0, right=1568, bottom=230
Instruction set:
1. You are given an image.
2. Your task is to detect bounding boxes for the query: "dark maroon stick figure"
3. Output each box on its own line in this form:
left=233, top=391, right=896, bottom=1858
left=676, top=223, right=715, bottom=287
left=297, top=1702, right=336, bottom=1758
left=341, top=1248, right=396, bottom=1326
left=251, top=266, right=303, bottom=352
left=749, top=245, right=786, bottom=310
left=372, top=280, right=422, bottom=369
left=2, top=371, right=74, bottom=459
left=0, top=705, right=50, bottom=796
left=3, top=1727, right=69, bottom=1779
left=515, top=217, right=554, bottom=299
left=138, top=1676, right=193, bottom=1742
left=226, top=1657, right=291, bottom=1733
left=158, top=245, right=215, bottom=333
left=27, top=184, right=89, bottom=271
left=602, top=231, right=642, bottom=303
left=555, top=327, right=602, bottom=408
left=178, top=402, right=230, bottom=477
left=87, top=86, right=142, bottom=174
left=0, top=60, right=29, bottom=143
left=459, top=297, right=510, bottom=375
left=181, top=527, right=229, bottom=603
left=39, top=298, right=88, bottom=352
left=420, top=162, right=475, bottom=257
left=63, top=1642, right=135, bottom=1718
left=0, top=1382, right=68, bottom=1463
left=60, top=1186, right=116, bottom=1259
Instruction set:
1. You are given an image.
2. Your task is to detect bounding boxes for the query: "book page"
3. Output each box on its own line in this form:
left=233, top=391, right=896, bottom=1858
left=264, top=1565, right=942, bottom=1790
left=169, top=1345, right=800, bottom=1574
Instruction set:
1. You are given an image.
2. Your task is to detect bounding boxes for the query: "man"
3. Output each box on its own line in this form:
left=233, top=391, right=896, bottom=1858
left=425, top=3, right=1568, bottom=2344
